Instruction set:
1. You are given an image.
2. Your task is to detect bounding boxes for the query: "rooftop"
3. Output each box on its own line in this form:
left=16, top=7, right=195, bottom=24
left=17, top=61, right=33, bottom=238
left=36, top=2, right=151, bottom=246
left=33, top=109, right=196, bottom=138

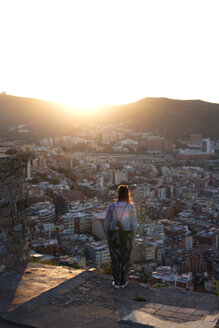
left=0, top=153, right=9, bottom=159
left=0, top=263, right=218, bottom=328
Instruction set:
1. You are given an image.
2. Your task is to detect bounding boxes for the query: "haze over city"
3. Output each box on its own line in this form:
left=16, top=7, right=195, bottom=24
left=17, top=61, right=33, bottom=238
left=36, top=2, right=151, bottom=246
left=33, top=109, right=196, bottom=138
left=1, top=0, right=219, bottom=112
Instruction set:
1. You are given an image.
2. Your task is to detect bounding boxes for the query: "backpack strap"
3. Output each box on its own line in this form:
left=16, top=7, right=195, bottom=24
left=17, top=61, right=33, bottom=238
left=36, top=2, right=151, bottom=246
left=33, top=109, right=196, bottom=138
left=112, top=202, right=128, bottom=226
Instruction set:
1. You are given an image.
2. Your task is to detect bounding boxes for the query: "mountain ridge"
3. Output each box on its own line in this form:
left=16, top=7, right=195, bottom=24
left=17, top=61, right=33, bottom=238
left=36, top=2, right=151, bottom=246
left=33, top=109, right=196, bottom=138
left=99, top=97, right=219, bottom=139
left=0, top=94, right=219, bottom=139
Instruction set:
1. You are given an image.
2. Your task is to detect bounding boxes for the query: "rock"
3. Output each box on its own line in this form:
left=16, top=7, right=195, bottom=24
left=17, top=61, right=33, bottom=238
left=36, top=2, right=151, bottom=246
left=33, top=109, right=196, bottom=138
left=0, top=155, right=29, bottom=269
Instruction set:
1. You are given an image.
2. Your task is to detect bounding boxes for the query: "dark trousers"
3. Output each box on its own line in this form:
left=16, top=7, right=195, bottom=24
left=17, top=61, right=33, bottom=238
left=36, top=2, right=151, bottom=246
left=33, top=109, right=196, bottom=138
left=107, top=231, right=133, bottom=285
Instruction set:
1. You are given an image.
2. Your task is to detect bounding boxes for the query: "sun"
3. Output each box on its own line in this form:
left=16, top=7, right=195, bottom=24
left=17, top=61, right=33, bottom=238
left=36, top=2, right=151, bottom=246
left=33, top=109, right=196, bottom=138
left=56, top=95, right=107, bottom=118
left=61, top=97, right=105, bottom=115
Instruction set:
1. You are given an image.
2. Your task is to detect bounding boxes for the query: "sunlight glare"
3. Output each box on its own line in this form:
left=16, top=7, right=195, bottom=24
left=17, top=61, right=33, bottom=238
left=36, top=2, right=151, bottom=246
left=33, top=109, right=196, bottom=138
left=0, top=0, right=218, bottom=107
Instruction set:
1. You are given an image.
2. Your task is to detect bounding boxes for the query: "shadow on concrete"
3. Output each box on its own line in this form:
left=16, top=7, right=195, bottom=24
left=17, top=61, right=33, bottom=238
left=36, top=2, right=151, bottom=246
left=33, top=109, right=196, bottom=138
left=0, top=262, right=28, bottom=313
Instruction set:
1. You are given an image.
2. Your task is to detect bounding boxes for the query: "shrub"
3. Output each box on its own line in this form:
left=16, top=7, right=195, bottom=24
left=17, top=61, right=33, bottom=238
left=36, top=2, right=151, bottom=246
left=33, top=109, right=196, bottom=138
left=97, top=262, right=112, bottom=275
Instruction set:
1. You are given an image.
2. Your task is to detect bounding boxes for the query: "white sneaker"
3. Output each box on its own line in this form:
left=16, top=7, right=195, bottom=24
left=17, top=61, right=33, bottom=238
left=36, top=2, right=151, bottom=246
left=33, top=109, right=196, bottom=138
left=112, top=281, right=120, bottom=289
left=120, top=282, right=128, bottom=288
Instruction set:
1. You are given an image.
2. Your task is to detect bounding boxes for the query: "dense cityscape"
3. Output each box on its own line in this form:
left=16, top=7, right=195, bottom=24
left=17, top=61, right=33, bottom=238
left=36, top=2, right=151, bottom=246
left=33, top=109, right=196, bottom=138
left=1, top=122, right=219, bottom=296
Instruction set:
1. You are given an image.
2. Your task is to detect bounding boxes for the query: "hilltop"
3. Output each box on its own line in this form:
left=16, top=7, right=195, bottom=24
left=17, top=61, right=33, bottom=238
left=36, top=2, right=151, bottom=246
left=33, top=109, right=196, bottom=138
left=1, top=94, right=219, bottom=139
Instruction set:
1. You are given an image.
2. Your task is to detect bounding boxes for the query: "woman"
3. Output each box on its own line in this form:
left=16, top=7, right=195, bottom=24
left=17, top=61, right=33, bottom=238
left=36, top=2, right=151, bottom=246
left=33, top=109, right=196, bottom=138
left=104, top=185, right=138, bottom=289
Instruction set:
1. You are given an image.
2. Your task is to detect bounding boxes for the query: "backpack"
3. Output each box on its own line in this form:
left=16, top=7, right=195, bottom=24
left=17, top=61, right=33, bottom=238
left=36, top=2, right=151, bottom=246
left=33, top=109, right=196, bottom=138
left=112, top=203, right=128, bottom=232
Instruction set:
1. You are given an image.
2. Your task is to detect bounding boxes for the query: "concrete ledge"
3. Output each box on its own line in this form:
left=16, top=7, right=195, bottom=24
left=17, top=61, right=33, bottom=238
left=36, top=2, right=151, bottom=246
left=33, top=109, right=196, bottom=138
left=1, top=264, right=218, bottom=328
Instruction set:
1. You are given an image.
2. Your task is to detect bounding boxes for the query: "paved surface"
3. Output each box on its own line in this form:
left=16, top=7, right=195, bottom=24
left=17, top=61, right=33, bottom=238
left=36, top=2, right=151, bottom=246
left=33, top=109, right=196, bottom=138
left=0, top=262, right=84, bottom=313
left=0, top=263, right=218, bottom=328
left=120, top=289, right=219, bottom=328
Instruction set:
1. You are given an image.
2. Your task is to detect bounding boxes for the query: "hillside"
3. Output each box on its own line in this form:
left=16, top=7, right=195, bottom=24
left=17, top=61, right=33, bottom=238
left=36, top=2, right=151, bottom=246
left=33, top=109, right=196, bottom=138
left=0, top=94, right=219, bottom=139
left=99, top=97, right=219, bottom=139
left=0, top=94, right=75, bottom=135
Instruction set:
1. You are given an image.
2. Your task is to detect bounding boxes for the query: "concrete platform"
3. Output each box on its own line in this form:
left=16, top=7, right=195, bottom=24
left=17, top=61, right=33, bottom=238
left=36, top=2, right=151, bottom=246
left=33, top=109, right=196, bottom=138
left=0, top=263, right=218, bottom=328
left=0, top=262, right=84, bottom=313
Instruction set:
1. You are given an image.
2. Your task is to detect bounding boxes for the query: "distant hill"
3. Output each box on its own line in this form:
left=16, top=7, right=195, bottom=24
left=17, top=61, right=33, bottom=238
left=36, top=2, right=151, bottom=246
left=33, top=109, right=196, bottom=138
left=0, top=94, right=219, bottom=139
left=0, top=94, right=75, bottom=135
left=99, top=97, right=219, bottom=139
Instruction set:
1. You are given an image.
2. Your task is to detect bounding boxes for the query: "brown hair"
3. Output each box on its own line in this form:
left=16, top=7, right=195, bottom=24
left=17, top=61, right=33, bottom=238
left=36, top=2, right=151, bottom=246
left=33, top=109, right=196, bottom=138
left=117, top=185, right=132, bottom=203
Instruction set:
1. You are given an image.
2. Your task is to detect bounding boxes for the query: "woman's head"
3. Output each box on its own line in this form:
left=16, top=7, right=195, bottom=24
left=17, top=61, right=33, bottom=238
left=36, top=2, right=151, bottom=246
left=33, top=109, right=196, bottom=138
left=117, top=185, right=132, bottom=203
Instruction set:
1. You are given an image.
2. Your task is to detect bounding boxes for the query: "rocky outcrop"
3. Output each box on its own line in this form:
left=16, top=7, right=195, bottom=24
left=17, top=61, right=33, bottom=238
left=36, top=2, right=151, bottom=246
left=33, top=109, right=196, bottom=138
left=0, top=154, right=30, bottom=270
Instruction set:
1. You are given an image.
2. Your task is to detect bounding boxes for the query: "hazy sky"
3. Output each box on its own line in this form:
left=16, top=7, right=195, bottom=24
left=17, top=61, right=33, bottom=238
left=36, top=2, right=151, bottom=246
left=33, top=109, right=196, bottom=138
left=0, top=0, right=218, bottom=110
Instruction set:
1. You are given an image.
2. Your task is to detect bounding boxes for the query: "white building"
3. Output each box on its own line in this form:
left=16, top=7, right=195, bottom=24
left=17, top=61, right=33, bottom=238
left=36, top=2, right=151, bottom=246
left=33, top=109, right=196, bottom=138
left=140, top=221, right=164, bottom=237
left=27, top=202, right=56, bottom=223
left=43, top=223, right=55, bottom=239
left=60, top=212, right=75, bottom=235
left=202, top=138, right=212, bottom=152
left=184, top=235, right=193, bottom=250
left=152, top=271, right=193, bottom=291
left=86, top=241, right=110, bottom=266
left=113, top=170, right=128, bottom=185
